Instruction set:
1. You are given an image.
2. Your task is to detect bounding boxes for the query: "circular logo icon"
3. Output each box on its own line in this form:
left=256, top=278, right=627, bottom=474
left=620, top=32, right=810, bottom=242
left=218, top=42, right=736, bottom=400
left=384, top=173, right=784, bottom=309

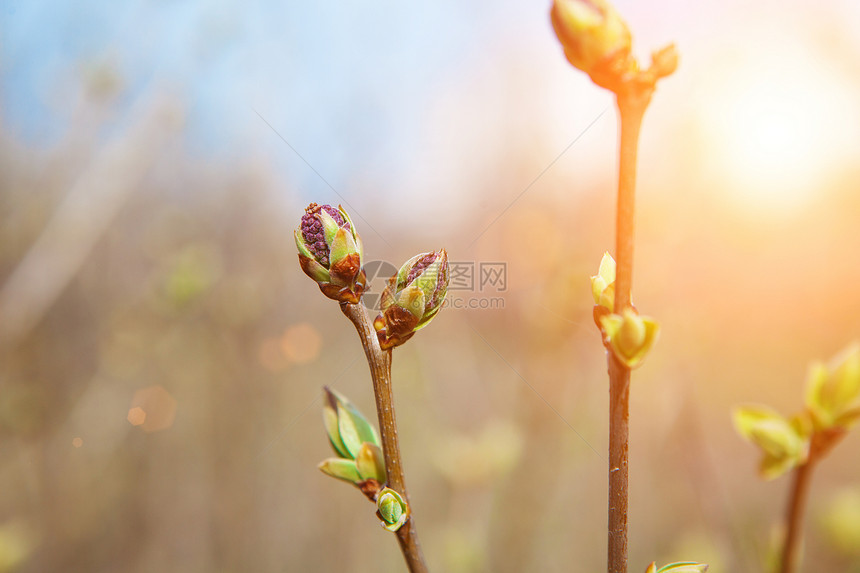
left=363, top=260, right=399, bottom=311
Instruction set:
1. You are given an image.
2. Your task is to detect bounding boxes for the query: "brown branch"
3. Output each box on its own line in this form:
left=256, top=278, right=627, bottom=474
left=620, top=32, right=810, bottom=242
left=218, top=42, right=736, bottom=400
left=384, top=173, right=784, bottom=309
left=607, top=87, right=651, bottom=573
left=340, top=302, right=428, bottom=573
left=607, top=355, right=631, bottom=573
left=779, top=459, right=815, bottom=573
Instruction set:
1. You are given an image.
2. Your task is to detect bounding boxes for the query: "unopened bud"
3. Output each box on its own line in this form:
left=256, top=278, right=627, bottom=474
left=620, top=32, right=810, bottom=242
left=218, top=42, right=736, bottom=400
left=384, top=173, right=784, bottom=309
left=651, top=44, right=679, bottom=79
left=600, top=308, right=659, bottom=369
left=376, top=487, right=410, bottom=532
left=591, top=251, right=616, bottom=313
left=374, top=249, right=449, bottom=350
left=550, top=0, right=634, bottom=88
left=295, top=203, right=366, bottom=303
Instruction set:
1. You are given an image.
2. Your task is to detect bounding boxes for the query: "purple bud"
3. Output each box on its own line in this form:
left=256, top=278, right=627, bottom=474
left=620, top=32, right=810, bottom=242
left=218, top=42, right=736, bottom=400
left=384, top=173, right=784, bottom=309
left=300, top=203, right=349, bottom=267
left=404, top=252, right=439, bottom=286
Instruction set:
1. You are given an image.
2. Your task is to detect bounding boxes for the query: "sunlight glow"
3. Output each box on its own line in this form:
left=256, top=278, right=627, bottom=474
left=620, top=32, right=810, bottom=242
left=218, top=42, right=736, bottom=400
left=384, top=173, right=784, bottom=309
left=699, top=31, right=860, bottom=216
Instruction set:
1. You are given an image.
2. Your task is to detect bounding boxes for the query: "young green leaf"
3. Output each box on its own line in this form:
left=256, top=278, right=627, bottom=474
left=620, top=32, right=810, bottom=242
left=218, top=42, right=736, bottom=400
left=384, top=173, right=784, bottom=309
left=318, top=458, right=362, bottom=484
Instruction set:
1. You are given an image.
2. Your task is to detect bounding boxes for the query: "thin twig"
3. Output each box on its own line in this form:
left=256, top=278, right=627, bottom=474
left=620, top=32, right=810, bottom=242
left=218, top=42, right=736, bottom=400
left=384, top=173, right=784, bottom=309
left=779, top=460, right=815, bottom=573
left=607, top=355, right=631, bottom=573
left=340, top=302, right=428, bottom=573
left=607, top=88, right=651, bottom=573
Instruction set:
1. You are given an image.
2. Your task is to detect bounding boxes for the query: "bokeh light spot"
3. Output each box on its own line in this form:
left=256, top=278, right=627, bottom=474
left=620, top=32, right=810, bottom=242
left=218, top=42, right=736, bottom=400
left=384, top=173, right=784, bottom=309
left=127, top=407, right=146, bottom=426
left=71, top=437, right=83, bottom=448
left=128, top=386, right=177, bottom=432
left=280, top=323, right=322, bottom=364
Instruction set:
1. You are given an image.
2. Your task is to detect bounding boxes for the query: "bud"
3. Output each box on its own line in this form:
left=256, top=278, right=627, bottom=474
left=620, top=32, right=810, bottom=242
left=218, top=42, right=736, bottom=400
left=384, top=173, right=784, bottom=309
left=651, top=44, right=679, bottom=79
left=295, top=203, right=366, bottom=304
left=319, top=387, right=387, bottom=489
left=599, top=308, right=659, bottom=369
left=805, top=343, right=860, bottom=431
left=550, top=0, right=634, bottom=88
left=376, top=487, right=410, bottom=532
left=733, top=405, right=809, bottom=480
left=374, top=249, right=449, bottom=350
left=591, top=252, right=617, bottom=324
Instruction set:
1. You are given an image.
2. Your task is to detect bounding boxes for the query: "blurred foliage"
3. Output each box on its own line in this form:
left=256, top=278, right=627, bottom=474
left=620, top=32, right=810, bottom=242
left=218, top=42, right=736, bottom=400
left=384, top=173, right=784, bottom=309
left=2, top=11, right=860, bottom=572
left=819, top=488, right=860, bottom=564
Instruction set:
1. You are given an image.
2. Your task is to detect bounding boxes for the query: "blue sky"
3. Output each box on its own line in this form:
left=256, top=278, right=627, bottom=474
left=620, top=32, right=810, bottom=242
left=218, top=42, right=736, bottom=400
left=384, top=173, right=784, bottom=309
left=7, top=0, right=858, bottom=230
left=4, top=0, right=600, bottom=236
left=1, top=1, right=490, bottom=182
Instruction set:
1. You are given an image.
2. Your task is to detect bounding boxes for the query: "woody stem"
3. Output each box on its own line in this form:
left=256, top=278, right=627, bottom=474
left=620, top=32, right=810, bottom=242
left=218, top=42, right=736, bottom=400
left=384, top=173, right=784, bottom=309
left=607, top=85, right=652, bottom=573
left=341, top=302, right=428, bottom=573
left=779, top=458, right=816, bottom=573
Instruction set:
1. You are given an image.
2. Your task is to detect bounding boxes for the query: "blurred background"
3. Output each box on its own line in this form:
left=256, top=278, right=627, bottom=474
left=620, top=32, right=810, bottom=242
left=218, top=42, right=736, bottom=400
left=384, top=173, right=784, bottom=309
left=2, top=0, right=860, bottom=571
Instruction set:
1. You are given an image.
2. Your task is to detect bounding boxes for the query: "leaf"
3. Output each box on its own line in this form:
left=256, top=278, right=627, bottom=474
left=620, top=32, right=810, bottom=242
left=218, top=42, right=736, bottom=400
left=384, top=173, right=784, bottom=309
left=294, top=230, right=313, bottom=259
left=734, top=404, right=777, bottom=435
left=322, top=387, right=350, bottom=458
left=328, top=228, right=359, bottom=277
left=318, top=458, right=361, bottom=484
left=759, top=452, right=797, bottom=481
left=333, top=389, right=380, bottom=458
left=316, top=208, right=341, bottom=244
left=748, top=420, right=801, bottom=459
left=734, top=405, right=807, bottom=480
left=830, top=346, right=860, bottom=410
left=355, top=442, right=387, bottom=483
left=805, top=362, right=834, bottom=428
left=805, top=344, right=860, bottom=430
left=836, top=405, right=860, bottom=429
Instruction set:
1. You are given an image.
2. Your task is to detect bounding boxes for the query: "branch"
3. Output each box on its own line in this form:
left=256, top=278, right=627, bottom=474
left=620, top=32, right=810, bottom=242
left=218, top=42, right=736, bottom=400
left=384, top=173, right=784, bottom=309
left=340, top=302, right=428, bottom=573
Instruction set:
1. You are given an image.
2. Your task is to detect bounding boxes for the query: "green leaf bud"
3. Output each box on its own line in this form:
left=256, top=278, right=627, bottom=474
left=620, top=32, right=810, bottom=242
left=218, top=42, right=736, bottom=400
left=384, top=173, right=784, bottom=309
left=550, top=0, right=634, bottom=89
left=376, top=487, right=410, bottom=532
left=805, top=343, right=860, bottom=431
left=733, top=405, right=809, bottom=480
left=600, top=308, right=659, bottom=369
left=591, top=251, right=616, bottom=312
